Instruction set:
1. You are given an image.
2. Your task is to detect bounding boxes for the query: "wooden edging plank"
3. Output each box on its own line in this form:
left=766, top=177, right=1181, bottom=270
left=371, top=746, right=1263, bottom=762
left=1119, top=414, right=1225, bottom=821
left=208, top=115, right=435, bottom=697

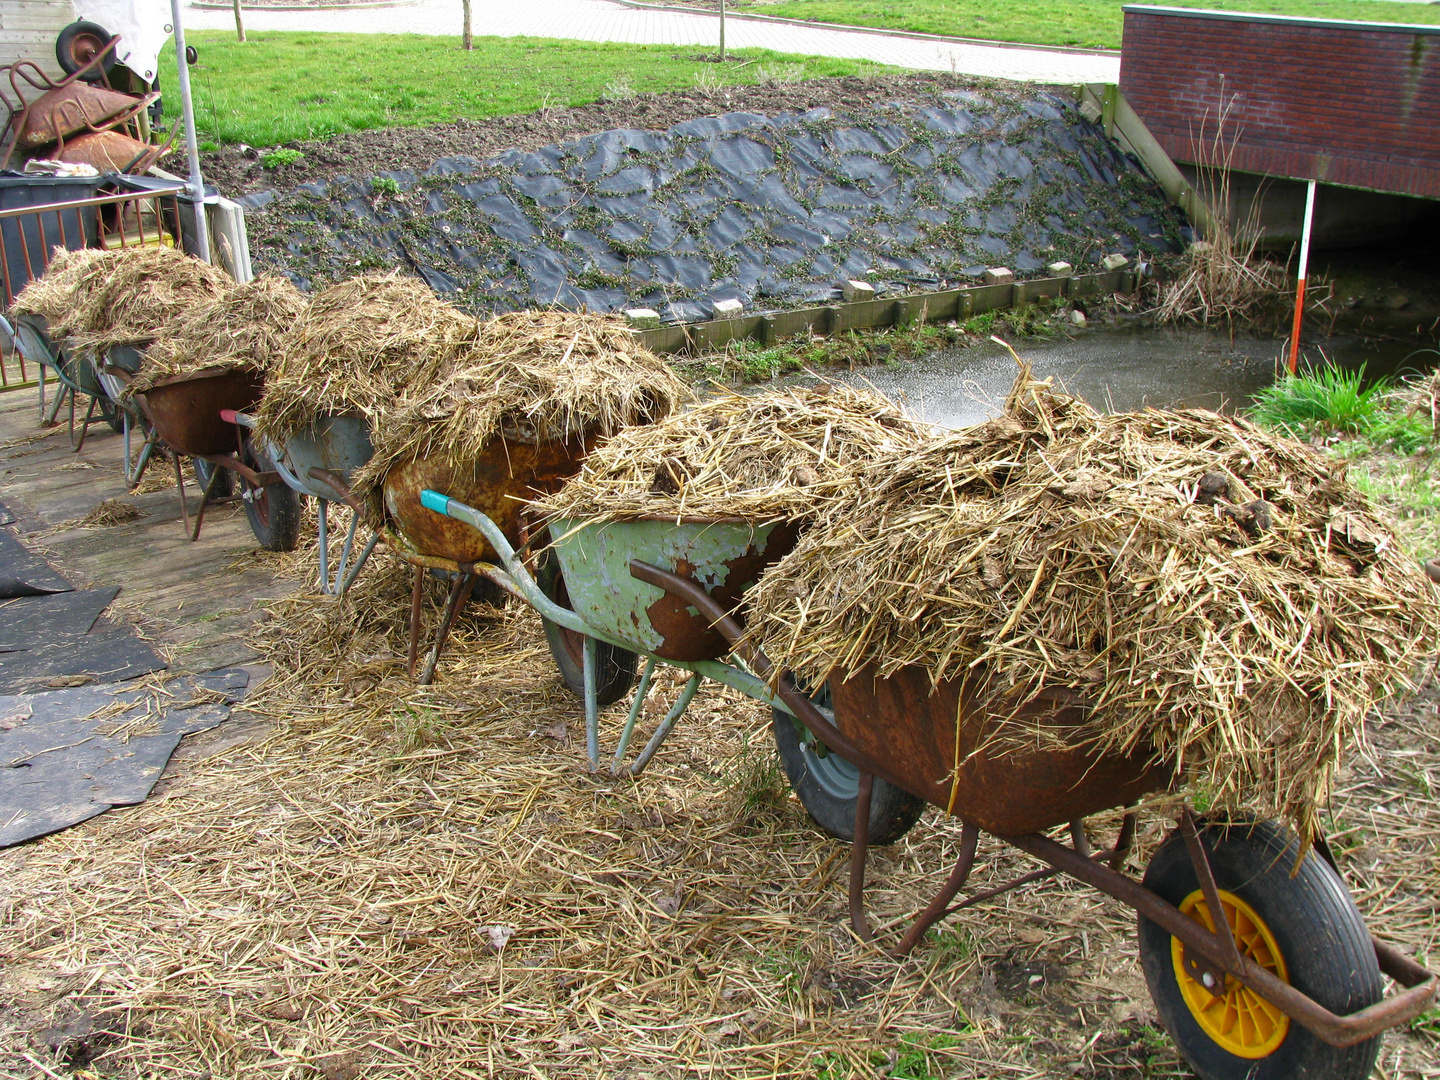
left=635, top=270, right=1136, bottom=355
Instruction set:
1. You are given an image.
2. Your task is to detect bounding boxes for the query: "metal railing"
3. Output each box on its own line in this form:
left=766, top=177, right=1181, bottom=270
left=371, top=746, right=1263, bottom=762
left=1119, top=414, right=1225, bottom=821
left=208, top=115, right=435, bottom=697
left=0, top=186, right=186, bottom=389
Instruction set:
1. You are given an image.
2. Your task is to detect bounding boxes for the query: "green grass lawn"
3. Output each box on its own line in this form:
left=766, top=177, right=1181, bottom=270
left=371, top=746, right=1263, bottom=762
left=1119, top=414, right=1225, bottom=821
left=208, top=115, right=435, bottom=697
left=750, top=0, right=1440, bottom=50
left=185, top=32, right=886, bottom=147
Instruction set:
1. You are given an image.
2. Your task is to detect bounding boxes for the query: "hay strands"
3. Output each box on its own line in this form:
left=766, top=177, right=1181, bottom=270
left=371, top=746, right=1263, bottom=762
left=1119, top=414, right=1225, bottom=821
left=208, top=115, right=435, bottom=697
left=415, top=486, right=1440, bottom=1056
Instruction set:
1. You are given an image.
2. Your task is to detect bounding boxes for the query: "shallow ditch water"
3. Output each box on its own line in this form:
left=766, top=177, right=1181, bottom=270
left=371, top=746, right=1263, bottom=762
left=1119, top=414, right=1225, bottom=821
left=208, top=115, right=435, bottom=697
left=781, top=325, right=1439, bottom=428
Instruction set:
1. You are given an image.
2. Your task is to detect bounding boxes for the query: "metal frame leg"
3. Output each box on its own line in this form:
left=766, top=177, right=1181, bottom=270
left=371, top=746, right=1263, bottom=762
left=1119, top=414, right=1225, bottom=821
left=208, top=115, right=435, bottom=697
left=627, top=673, right=701, bottom=776
left=418, top=572, right=477, bottom=686
left=406, top=565, right=425, bottom=677
left=583, top=636, right=599, bottom=769
left=611, top=657, right=658, bottom=773
left=329, top=512, right=360, bottom=596
left=848, top=772, right=876, bottom=943
left=317, top=498, right=330, bottom=593
left=336, top=531, right=380, bottom=598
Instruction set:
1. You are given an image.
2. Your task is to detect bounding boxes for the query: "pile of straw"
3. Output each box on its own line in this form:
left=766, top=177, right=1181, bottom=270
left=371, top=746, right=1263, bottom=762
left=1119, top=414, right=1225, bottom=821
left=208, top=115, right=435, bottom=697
left=251, top=271, right=480, bottom=445
left=19, top=247, right=230, bottom=351
left=536, top=380, right=934, bottom=524
left=742, top=366, right=1439, bottom=839
left=128, top=276, right=308, bottom=394
left=355, top=310, right=692, bottom=514
left=9, top=246, right=112, bottom=325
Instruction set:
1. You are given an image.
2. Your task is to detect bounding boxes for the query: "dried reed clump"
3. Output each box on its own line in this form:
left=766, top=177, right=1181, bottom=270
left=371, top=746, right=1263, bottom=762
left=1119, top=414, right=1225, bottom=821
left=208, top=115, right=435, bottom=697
left=29, top=247, right=230, bottom=351
left=355, top=310, right=692, bottom=516
left=536, top=380, right=934, bottom=524
left=743, top=365, right=1440, bottom=840
left=75, top=498, right=141, bottom=527
left=1148, top=237, right=1289, bottom=328
left=128, top=276, right=309, bottom=393
left=8, top=246, right=112, bottom=324
left=251, top=271, right=480, bottom=446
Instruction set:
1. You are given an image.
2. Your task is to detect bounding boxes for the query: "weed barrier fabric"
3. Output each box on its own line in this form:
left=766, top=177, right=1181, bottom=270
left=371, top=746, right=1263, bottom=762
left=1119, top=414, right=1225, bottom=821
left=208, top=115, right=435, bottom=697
left=246, top=89, right=1188, bottom=322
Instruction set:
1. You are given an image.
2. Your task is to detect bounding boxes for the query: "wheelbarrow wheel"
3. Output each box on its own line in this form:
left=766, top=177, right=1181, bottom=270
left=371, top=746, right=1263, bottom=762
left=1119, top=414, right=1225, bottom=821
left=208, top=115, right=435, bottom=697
left=771, top=685, right=926, bottom=846
left=536, top=549, right=637, bottom=708
left=1137, top=818, right=1382, bottom=1080
left=241, top=444, right=301, bottom=552
left=192, top=456, right=233, bottom=499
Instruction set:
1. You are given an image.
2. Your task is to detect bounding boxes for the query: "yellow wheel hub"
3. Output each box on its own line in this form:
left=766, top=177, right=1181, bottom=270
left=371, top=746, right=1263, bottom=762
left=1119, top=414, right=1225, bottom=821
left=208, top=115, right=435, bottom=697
left=1170, top=888, right=1291, bottom=1058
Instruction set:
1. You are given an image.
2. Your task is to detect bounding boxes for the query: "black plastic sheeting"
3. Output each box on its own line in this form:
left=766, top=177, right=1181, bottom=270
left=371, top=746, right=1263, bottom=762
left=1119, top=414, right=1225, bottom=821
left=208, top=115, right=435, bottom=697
left=243, top=89, right=1189, bottom=324
left=0, top=669, right=247, bottom=847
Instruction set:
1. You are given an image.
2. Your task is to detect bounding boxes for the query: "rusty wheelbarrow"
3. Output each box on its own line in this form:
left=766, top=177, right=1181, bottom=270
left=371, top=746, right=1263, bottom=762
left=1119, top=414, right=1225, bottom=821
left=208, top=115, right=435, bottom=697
left=377, top=425, right=598, bottom=685
left=124, top=365, right=298, bottom=545
left=419, top=489, right=1436, bottom=1080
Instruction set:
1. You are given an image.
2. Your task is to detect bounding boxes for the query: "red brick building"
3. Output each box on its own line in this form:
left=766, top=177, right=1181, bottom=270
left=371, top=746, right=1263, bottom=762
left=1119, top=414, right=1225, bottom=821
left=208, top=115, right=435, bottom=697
left=1119, top=6, right=1440, bottom=201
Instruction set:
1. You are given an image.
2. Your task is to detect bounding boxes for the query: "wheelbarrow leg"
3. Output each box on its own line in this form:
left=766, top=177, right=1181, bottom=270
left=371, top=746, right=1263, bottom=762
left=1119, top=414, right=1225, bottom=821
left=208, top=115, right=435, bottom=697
left=583, top=635, right=600, bottom=769
left=612, top=657, right=658, bottom=773
left=337, top=531, right=380, bottom=598
left=174, top=455, right=192, bottom=537
left=849, top=771, right=876, bottom=943
left=892, top=822, right=981, bottom=957
left=330, top=511, right=360, bottom=595
left=406, top=565, right=425, bottom=677
left=418, top=571, right=477, bottom=686
left=317, top=499, right=331, bottom=594
left=188, top=460, right=225, bottom=542
left=71, top=393, right=98, bottom=453
left=627, top=672, right=701, bottom=776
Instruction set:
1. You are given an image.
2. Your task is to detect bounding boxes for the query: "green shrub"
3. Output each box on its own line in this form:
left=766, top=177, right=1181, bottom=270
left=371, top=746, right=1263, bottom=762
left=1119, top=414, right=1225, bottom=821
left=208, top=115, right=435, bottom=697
left=371, top=175, right=401, bottom=195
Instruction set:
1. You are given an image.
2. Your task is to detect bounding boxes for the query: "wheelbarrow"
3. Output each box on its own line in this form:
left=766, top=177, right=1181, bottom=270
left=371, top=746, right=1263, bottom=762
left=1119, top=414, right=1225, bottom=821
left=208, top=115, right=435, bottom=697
left=379, top=425, right=597, bottom=685
left=95, top=342, right=161, bottom=488
left=6, top=313, right=120, bottom=449
left=233, top=410, right=379, bottom=589
left=125, top=366, right=295, bottom=544
left=420, top=489, right=1438, bottom=1080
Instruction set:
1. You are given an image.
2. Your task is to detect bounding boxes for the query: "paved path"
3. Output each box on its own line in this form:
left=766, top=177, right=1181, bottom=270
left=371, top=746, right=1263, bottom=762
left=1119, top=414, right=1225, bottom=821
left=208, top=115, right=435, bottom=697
left=184, top=0, right=1120, bottom=83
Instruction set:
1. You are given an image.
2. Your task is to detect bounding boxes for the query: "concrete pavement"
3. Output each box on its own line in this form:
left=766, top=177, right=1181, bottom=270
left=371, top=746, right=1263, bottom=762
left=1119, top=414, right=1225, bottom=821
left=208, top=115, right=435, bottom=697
left=184, top=0, right=1121, bottom=83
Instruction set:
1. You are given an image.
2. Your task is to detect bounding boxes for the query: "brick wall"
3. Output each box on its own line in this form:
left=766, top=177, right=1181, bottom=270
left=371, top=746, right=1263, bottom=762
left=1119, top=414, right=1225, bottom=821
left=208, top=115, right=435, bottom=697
left=1119, top=6, right=1440, bottom=199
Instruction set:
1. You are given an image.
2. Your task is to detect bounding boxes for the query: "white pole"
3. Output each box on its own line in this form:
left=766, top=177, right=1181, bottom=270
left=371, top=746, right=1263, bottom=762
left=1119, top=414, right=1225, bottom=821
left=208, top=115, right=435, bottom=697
left=1287, top=178, right=1317, bottom=374
left=719, top=0, right=726, bottom=61
left=169, top=0, right=211, bottom=263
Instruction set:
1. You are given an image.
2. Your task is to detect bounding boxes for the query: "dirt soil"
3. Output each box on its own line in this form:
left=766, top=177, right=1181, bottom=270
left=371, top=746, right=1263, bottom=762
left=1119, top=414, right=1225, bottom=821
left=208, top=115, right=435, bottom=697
left=201, top=74, right=1053, bottom=198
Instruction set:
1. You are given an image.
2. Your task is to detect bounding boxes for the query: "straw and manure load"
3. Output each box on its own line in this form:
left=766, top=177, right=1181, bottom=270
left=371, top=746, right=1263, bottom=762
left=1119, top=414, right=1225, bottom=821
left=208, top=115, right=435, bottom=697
left=11, top=246, right=230, bottom=352
left=127, top=275, right=308, bottom=395
left=536, top=380, right=937, bottom=524
left=741, top=366, right=1439, bottom=842
left=250, top=271, right=482, bottom=447
left=357, top=309, right=692, bottom=562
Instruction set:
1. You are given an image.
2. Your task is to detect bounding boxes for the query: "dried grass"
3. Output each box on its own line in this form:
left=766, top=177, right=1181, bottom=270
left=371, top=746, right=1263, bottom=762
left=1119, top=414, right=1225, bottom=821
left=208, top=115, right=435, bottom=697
left=743, top=365, right=1440, bottom=840
left=8, top=246, right=112, bottom=325
left=356, top=310, right=692, bottom=520
left=251, top=271, right=481, bottom=446
left=16, top=247, right=231, bottom=352
left=74, top=498, right=141, bottom=528
left=536, top=380, right=934, bottom=524
left=129, top=275, right=309, bottom=393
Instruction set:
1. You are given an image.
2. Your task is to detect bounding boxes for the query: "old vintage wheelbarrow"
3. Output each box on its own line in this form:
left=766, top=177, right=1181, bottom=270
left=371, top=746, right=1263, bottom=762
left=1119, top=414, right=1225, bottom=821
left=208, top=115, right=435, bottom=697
left=379, top=425, right=598, bottom=685
left=233, top=410, right=379, bottom=590
left=120, top=365, right=295, bottom=543
left=5, top=313, right=120, bottom=449
left=419, top=489, right=1437, bottom=1080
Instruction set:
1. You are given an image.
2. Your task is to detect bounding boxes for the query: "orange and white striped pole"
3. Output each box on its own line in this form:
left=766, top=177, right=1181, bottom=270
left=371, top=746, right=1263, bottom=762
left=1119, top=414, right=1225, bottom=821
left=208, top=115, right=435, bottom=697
left=1288, top=179, right=1318, bottom=374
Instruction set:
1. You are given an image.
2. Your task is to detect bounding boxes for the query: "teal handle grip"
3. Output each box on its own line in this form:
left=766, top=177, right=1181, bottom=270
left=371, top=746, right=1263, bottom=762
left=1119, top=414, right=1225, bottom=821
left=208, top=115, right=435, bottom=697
left=420, top=489, right=450, bottom=516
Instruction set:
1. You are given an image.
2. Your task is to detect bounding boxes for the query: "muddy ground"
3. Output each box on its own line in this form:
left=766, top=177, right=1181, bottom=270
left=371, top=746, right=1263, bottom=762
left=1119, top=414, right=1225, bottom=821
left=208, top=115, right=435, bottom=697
left=201, top=74, right=1057, bottom=198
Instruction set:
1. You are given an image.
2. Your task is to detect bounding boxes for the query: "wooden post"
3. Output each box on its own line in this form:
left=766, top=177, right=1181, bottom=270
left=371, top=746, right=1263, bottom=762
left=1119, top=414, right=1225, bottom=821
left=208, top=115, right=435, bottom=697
left=719, top=0, right=726, bottom=61
left=232, top=0, right=245, bottom=42
left=1288, top=179, right=1317, bottom=374
left=462, top=0, right=473, bottom=49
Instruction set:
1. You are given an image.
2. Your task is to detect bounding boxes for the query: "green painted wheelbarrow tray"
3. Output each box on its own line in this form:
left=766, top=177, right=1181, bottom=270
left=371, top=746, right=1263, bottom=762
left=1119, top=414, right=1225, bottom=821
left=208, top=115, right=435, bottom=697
left=421, top=487, right=1436, bottom=1077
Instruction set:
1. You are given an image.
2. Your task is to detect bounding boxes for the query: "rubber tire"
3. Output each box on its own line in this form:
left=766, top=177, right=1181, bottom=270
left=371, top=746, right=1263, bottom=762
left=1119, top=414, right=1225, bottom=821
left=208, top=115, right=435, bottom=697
left=535, top=549, right=638, bottom=709
left=241, top=444, right=301, bottom=552
left=1138, top=819, right=1383, bottom=1080
left=191, top=456, right=232, bottom=499
left=55, top=21, right=115, bottom=81
left=772, top=685, right=927, bottom=846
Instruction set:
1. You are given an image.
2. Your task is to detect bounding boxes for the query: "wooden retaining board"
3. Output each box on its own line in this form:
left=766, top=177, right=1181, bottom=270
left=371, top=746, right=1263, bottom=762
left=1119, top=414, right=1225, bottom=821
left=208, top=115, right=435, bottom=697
left=636, top=271, right=1136, bottom=355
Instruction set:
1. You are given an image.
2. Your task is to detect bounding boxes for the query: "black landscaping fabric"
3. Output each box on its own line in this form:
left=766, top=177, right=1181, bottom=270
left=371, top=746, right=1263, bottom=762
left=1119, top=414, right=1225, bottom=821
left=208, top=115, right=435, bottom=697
left=0, top=669, right=248, bottom=847
left=0, top=498, right=16, bottom=526
left=0, top=628, right=166, bottom=695
left=0, top=526, right=71, bottom=597
left=0, top=586, right=120, bottom=652
left=245, top=89, right=1189, bottom=323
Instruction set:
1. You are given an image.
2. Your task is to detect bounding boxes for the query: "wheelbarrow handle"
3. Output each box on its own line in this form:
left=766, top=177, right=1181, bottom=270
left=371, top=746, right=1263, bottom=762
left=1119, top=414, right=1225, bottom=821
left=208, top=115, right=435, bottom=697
left=220, top=409, right=255, bottom=428
left=420, top=489, right=451, bottom=517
